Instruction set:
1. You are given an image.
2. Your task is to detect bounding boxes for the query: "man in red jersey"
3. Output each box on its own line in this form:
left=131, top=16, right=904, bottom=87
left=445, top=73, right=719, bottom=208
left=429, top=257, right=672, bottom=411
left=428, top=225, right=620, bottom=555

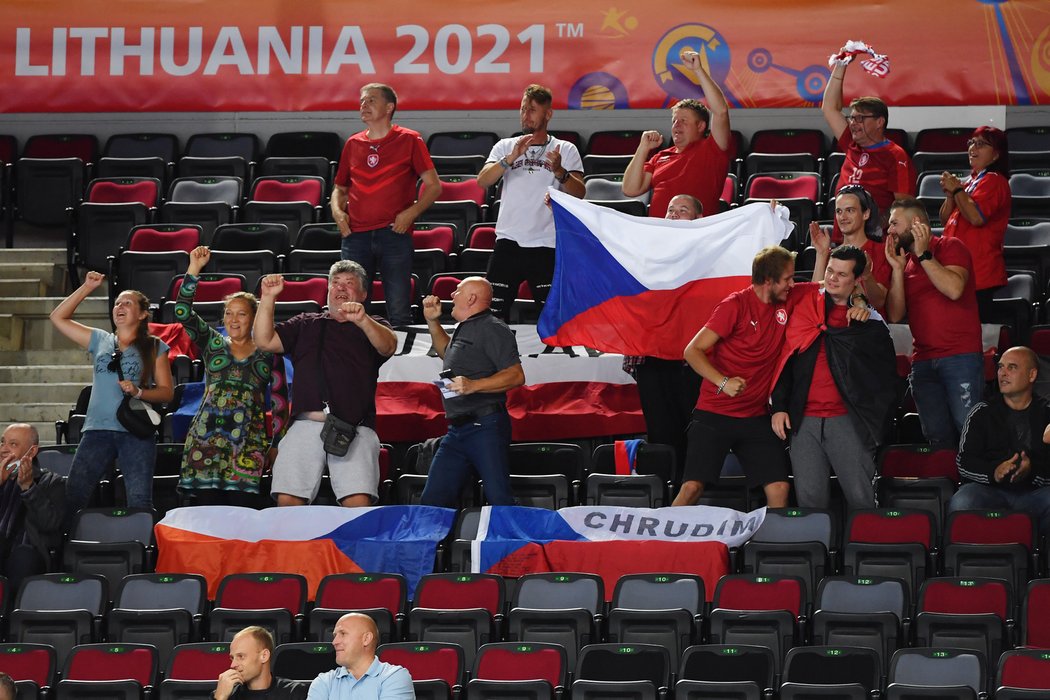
left=331, top=83, right=442, bottom=326
left=885, top=197, right=984, bottom=447
left=672, top=246, right=795, bottom=508
left=621, top=51, right=731, bottom=220
left=809, top=185, right=890, bottom=310
left=821, top=50, right=915, bottom=234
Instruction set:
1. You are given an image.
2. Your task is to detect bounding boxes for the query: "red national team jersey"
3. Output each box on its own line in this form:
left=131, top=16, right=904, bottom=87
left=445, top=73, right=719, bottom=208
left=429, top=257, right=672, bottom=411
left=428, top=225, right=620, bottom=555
left=645, top=137, right=730, bottom=220
left=334, top=124, right=435, bottom=233
left=905, top=236, right=982, bottom=361
left=836, top=131, right=915, bottom=222
left=697, top=285, right=795, bottom=418
left=942, top=170, right=1010, bottom=291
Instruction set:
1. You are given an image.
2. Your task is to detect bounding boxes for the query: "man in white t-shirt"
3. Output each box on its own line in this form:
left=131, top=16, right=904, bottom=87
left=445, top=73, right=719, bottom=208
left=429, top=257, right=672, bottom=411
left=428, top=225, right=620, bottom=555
left=477, top=84, right=586, bottom=321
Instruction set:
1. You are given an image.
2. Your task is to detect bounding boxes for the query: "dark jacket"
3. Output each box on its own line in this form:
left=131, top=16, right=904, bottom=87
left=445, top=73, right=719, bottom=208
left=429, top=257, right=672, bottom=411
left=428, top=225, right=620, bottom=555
left=771, top=293, right=898, bottom=451
left=20, top=463, right=66, bottom=564
left=957, top=394, right=1050, bottom=490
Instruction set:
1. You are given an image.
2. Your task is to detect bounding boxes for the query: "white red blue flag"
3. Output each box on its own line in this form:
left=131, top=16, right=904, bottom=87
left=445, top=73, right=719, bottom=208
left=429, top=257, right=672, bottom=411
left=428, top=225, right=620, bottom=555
left=155, top=505, right=455, bottom=598
left=539, top=191, right=792, bottom=359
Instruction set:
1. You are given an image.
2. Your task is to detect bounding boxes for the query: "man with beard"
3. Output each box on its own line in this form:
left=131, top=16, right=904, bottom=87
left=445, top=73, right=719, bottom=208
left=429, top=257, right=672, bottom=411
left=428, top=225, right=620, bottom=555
left=672, top=246, right=796, bottom=508
left=772, top=246, right=897, bottom=510
left=809, top=185, right=890, bottom=310
left=950, top=346, right=1050, bottom=535
left=477, top=84, right=586, bottom=321
left=622, top=51, right=731, bottom=220
left=885, top=197, right=983, bottom=447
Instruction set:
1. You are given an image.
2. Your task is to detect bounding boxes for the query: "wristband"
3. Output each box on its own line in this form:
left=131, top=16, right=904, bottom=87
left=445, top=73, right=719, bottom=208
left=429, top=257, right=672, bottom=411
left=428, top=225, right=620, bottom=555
left=556, top=170, right=570, bottom=183
left=950, top=187, right=965, bottom=198
left=498, top=158, right=511, bottom=170
left=135, top=387, right=144, bottom=399
left=715, top=376, right=729, bottom=395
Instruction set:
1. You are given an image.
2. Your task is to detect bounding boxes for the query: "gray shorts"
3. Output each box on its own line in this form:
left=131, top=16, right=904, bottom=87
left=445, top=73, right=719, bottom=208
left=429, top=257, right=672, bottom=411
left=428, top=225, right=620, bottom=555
left=270, top=419, right=380, bottom=503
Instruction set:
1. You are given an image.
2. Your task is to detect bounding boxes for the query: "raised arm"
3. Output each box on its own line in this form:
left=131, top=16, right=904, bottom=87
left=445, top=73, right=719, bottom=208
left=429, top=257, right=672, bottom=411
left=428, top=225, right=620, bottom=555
left=254, top=274, right=285, bottom=353
left=682, top=50, right=731, bottom=151
left=344, top=302, right=398, bottom=357
left=911, top=223, right=968, bottom=301
left=421, top=295, right=451, bottom=358
left=821, top=60, right=849, bottom=140
left=621, top=131, right=661, bottom=197
left=884, top=235, right=908, bottom=322
left=49, top=271, right=106, bottom=349
left=175, top=246, right=220, bottom=345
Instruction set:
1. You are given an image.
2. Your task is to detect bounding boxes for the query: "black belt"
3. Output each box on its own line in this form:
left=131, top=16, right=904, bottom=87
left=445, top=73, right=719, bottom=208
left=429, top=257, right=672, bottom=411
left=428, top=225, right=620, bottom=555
left=448, top=403, right=506, bottom=427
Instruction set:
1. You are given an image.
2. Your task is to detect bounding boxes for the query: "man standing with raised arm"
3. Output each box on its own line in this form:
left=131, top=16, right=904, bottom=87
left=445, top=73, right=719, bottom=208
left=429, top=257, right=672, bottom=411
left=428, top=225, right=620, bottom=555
left=622, top=51, right=731, bottom=220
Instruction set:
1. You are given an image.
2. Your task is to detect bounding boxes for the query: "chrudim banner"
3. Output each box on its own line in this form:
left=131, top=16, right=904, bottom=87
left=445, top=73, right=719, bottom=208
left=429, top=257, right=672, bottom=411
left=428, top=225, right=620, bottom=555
left=2, top=0, right=1048, bottom=113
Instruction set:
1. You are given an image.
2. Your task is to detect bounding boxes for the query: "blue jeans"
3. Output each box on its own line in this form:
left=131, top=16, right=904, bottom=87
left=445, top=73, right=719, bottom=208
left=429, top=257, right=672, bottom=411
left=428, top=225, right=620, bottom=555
left=419, top=411, right=514, bottom=507
left=340, top=227, right=414, bottom=326
left=910, top=352, right=984, bottom=448
left=949, top=482, right=1050, bottom=535
left=67, top=430, right=156, bottom=513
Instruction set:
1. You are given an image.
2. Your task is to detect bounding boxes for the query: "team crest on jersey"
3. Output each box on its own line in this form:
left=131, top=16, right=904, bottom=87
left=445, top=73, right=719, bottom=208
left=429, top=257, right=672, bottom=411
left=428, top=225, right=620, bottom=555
left=858, top=153, right=870, bottom=167
left=367, top=153, right=380, bottom=167
left=776, top=309, right=788, bottom=325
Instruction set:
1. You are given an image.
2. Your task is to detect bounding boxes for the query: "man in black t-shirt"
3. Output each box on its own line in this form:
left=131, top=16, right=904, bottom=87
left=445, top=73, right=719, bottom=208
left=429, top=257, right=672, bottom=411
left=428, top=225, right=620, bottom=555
left=214, top=626, right=306, bottom=700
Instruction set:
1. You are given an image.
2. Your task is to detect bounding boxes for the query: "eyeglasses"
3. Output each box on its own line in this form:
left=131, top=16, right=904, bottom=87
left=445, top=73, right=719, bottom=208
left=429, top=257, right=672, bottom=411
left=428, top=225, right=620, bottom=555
left=967, top=139, right=993, bottom=148
left=846, top=114, right=877, bottom=124
left=107, top=351, right=122, bottom=373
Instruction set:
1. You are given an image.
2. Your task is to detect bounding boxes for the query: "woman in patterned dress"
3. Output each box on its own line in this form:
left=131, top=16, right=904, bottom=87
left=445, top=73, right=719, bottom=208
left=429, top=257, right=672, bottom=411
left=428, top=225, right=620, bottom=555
left=175, top=246, right=289, bottom=506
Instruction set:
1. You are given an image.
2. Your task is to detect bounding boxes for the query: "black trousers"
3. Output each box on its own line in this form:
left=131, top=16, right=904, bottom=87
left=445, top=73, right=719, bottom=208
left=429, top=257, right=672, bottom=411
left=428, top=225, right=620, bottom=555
left=487, top=239, right=555, bottom=322
left=635, top=358, right=701, bottom=479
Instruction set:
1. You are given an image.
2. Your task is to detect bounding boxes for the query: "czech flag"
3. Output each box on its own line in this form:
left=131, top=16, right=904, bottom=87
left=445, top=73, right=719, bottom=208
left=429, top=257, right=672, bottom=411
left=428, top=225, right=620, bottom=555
left=539, top=191, right=793, bottom=359
left=472, top=505, right=764, bottom=600
left=155, top=505, right=455, bottom=598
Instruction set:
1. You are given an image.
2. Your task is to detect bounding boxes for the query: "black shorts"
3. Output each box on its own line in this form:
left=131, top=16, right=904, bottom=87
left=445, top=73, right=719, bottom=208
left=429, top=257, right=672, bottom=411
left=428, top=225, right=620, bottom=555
left=683, top=409, right=789, bottom=487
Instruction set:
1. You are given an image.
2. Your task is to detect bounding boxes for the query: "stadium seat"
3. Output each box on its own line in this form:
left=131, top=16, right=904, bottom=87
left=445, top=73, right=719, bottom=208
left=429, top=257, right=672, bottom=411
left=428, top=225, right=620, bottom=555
left=157, top=642, right=231, bottom=700
left=181, top=132, right=260, bottom=181
left=677, top=644, right=775, bottom=698
left=205, top=248, right=279, bottom=295
left=0, top=643, right=57, bottom=697
left=271, top=642, right=336, bottom=682
left=740, top=507, right=836, bottom=604
left=886, top=647, right=985, bottom=699
left=996, top=648, right=1050, bottom=695
left=750, top=129, right=827, bottom=158
left=408, top=573, right=504, bottom=670
left=66, top=200, right=150, bottom=287
left=914, top=577, right=1010, bottom=683
left=58, top=642, right=158, bottom=697
left=266, top=131, right=342, bottom=161
left=914, top=128, right=972, bottom=153
left=810, top=575, right=907, bottom=671
left=61, top=507, right=155, bottom=592
left=941, top=509, right=1036, bottom=594
left=911, top=151, right=970, bottom=176
left=259, top=156, right=332, bottom=186
left=211, top=222, right=290, bottom=255
left=103, top=132, right=178, bottom=165
left=708, top=574, right=805, bottom=673
left=574, top=643, right=672, bottom=696
left=427, top=131, right=499, bottom=175
left=469, top=642, right=567, bottom=696
left=506, top=572, right=603, bottom=671
left=8, top=573, right=108, bottom=668
left=781, top=645, right=881, bottom=696
left=842, top=508, right=935, bottom=602
left=378, top=641, right=465, bottom=696
left=108, top=572, right=207, bottom=670
left=307, top=572, right=407, bottom=644
left=606, top=573, right=703, bottom=662
left=207, top=572, right=308, bottom=643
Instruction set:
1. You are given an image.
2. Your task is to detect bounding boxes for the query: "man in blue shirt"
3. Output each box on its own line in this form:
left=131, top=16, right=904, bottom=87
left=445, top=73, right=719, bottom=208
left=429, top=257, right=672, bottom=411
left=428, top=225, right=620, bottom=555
left=308, top=613, right=413, bottom=700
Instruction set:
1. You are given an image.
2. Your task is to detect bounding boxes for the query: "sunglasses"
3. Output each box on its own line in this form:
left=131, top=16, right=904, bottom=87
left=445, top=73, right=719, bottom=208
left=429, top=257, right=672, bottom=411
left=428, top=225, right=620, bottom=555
left=107, top=351, right=122, bottom=373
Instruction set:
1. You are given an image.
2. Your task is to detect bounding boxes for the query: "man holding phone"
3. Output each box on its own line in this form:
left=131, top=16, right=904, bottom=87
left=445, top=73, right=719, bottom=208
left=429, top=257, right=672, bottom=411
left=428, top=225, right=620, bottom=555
left=950, top=346, right=1050, bottom=535
left=418, top=277, right=525, bottom=507
left=0, top=423, right=65, bottom=589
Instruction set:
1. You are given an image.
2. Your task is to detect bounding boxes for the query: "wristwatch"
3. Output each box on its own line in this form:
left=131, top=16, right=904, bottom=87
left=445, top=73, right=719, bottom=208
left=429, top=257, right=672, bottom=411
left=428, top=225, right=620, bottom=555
left=917, top=251, right=933, bottom=262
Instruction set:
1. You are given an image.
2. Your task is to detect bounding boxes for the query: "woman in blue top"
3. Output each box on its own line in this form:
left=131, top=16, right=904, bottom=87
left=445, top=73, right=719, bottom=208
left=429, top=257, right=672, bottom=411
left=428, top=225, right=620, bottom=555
left=50, top=270, right=174, bottom=513
left=174, top=247, right=289, bottom=507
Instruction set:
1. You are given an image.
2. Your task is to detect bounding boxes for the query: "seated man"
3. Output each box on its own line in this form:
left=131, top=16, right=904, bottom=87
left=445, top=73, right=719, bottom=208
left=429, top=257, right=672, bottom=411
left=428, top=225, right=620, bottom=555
left=950, top=346, right=1050, bottom=534
left=0, top=423, right=65, bottom=590
left=308, top=613, right=413, bottom=700
left=215, top=626, right=306, bottom=700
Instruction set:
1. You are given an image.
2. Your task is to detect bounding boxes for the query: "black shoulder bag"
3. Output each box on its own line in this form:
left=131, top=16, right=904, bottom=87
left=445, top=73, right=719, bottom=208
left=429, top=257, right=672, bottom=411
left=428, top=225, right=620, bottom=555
left=112, top=335, right=161, bottom=438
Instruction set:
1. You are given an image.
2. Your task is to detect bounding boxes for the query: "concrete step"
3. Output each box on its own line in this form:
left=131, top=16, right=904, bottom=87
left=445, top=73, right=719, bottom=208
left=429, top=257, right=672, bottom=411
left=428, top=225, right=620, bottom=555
left=0, top=365, right=94, bottom=383
left=0, top=261, right=65, bottom=289
left=0, top=402, right=71, bottom=423
left=0, top=279, right=49, bottom=297
left=0, top=248, right=67, bottom=265
left=2, top=382, right=86, bottom=404
left=1, top=296, right=111, bottom=353
left=0, top=349, right=90, bottom=365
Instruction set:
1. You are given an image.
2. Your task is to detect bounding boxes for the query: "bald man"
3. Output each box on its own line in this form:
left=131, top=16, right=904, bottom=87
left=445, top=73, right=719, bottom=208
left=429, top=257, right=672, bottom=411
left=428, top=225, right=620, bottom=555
left=309, top=613, right=412, bottom=700
left=216, top=626, right=306, bottom=700
left=0, top=423, right=65, bottom=590
left=418, top=277, right=525, bottom=506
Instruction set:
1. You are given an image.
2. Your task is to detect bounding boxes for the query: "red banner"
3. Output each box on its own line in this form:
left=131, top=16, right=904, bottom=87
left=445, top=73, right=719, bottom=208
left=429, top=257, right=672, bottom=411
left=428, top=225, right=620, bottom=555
left=2, top=0, right=1049, bottom=113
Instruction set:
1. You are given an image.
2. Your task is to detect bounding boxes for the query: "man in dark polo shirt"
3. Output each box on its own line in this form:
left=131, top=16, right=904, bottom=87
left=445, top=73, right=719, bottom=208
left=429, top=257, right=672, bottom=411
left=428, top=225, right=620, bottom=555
left=418, top=277, right=525, bottom=506
left=254, top=261, right=397, bottom=507
left=214, top=626, right=306, bottom=700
